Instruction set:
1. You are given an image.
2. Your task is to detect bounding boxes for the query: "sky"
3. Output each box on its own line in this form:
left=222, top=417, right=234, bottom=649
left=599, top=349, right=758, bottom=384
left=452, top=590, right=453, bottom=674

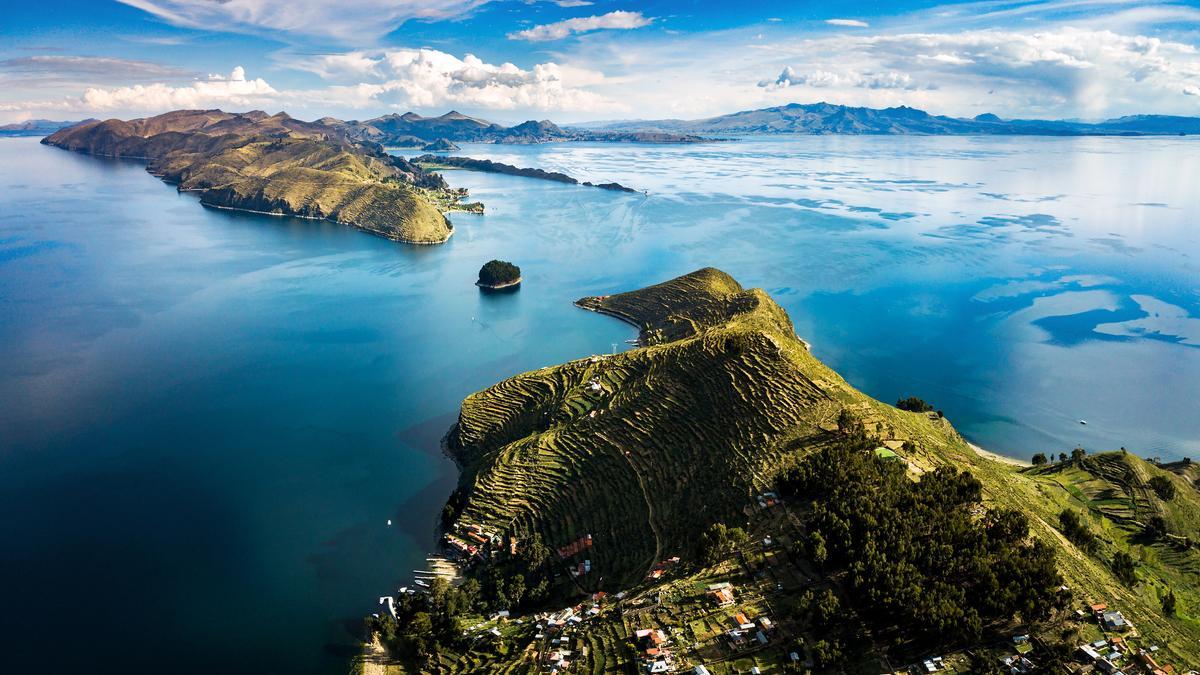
left=2, top=0, right=1200, bottom=124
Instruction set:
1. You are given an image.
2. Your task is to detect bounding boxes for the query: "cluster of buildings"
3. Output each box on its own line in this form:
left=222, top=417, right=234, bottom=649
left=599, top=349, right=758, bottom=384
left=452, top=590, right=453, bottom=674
left=1070, top=602, right=1181, bottom=674
left=444, top=522, right=500, bottom=561
left=706, top=582, right=735, bottom=607
left=634, top=627, right=672, bottom=673
left=557, top=533, right=593, bottom=558
left=725, top=611, right=774, bottom=651
left=646, top=556, right=681, bottom=581
left=535, top=592, right=609, bottom=673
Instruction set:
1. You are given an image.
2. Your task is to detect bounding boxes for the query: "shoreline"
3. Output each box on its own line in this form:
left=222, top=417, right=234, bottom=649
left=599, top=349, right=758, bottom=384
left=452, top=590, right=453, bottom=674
left=968, top=442, right=1031, bottom=467
left=475, top=276, right=522, bottom=290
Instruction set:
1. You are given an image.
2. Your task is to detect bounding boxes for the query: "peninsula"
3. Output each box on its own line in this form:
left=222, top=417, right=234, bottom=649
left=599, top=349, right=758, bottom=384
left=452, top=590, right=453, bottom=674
left=43, top=110, right=464, bottom=244
left=363, top=268, right=1200, bottom=673
left=412, top=154, right=639, bottom=192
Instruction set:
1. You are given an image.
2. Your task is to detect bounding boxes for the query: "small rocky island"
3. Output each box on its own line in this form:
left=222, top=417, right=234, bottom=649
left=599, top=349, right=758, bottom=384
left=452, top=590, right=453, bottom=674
left=476, top=260, right=522, bottom=290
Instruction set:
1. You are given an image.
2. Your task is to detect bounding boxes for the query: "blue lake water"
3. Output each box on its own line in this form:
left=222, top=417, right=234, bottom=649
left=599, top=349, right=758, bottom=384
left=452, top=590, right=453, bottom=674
left=1, top=133, right=1198, bottom=672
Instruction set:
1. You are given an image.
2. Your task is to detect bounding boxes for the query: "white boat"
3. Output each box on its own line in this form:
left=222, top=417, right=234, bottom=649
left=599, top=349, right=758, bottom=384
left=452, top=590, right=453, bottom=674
left=387, top=519, right=392, bottom=526
left=1079, top=420, right=1088, bottom=425
left=414, top=579, right=430, bottom=588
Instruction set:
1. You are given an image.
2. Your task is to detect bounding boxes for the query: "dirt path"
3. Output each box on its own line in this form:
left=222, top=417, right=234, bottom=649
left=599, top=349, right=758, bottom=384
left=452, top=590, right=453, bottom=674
left=619, top=449, right=664, bottom=577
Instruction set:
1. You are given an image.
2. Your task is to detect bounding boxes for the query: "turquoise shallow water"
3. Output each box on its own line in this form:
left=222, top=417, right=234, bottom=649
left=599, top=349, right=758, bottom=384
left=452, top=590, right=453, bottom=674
left=1, top=134, right=1197, bottom=672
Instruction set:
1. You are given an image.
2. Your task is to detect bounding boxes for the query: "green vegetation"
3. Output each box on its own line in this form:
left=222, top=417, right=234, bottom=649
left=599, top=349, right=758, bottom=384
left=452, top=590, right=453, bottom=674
left=43, top=110, right=460, bottom=244
left=780, top=435, right=1062, bottom=649
left=476, top=260, right=521, bottom=288
left=895, top=395, right=934, bottom=413
left=366, top=268, right=1200, bottom=672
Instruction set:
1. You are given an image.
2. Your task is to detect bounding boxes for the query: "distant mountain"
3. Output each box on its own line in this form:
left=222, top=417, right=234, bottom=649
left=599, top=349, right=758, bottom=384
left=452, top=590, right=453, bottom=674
left=585, top=102, right=1200, bottom=136
left=330, top=110, right=708, bottom=145
left=0, top=118, right=96, bottom=137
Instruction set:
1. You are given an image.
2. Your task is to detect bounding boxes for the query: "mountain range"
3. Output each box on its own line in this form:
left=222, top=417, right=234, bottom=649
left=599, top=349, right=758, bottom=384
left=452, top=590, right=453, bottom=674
left=577, top=102, right=1200, bottom=136
left=0, top=118, right=94, bottom=137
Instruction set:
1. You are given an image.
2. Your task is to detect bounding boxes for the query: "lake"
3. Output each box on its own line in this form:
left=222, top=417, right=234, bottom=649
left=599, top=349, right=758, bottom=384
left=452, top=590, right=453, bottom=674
left=1, top=133, right=1197, bottom=672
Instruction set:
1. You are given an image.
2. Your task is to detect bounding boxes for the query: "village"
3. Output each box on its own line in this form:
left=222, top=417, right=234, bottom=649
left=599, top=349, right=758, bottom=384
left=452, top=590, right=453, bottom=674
left=365, top=468, right=1197, bottom=675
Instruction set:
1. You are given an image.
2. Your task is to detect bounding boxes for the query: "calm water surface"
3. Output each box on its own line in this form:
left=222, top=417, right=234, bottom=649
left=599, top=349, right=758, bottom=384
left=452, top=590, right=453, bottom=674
left=1, top=134, right=1197, bottom=672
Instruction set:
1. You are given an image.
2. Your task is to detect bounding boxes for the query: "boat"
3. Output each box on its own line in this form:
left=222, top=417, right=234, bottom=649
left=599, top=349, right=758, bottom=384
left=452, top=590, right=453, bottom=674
left=414, top=579, right=430, bottom=588
left=1079, top=420, right=1088, bottom=425
left=387, top=519, right=392, bottom=526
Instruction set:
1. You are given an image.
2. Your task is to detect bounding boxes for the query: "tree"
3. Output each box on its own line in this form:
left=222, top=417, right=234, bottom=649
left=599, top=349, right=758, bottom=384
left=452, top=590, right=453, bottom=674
left=1071, top=446, right=1087, bottom=464
left=836, top=408, right=859, bottom=435
left=1059, top=452, right=1068, bottom=464
left=1058, top=509, right=1098, bottom=553
left=1163, top=588, right=1178, bottom=617
left=896, top=396, right=934, bottom=413
left=1149, top=475, right=1177, bottom=501
left=1032, top=452, right=1048, bottom=466
left=1144, top=515, right=1169, bottom=540
left=1112, top=551, right=1138, bottom=586
left=700, top=522, right=749, bottom=565
left=777, top=438, right=1061, bottom=651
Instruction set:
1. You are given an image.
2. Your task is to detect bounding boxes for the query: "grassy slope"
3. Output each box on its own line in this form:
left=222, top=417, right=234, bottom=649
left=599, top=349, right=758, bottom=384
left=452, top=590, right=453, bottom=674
left=443, top=268, right=1200, bottom=670
left=42, top=111, right=453, bottom=244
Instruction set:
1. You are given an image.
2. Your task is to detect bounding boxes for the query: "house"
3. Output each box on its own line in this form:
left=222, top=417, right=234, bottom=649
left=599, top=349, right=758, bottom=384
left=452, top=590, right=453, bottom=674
left=756, top=630, right=769, bottom=645
left=1091, top=603, right=1109, bottom=616
left=1102, top=611, right=1128, bottom=631
left=693, top=666, right=711, bottom=675
left=1079, top=645, right=1102, bottom=662
left=707, top=586, right=735, bottom=607
left=646, top=659, right=669, bottom=673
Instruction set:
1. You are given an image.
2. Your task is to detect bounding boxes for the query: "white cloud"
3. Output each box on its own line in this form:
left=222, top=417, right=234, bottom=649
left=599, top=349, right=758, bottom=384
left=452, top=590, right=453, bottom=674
left=1, top=67, right=277, bottom=115
left=826, top=19, right=869, bottom=28
left=752, top=28, right=1200, bottom=117
left=294, top=48, right=618, bottom=112
left=553, top=0, right=593, bottom=6
left=0, top=55, right=191, bottom=81
left=116, top=0, right=492, bottom=42
left=760, top=66, right=918, bottom=91
left=509, top=10, right=653, bottom=42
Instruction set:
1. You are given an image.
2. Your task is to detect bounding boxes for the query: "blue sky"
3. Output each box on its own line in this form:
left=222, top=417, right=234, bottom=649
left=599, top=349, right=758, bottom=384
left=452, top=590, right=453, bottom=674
left=2, top=0, right=1200, bottom=123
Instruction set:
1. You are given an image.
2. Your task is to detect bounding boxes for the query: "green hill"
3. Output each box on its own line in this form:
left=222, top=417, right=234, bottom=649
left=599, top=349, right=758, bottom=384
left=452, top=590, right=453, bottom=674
left=369, top=269, right=1200, bottom=673
left=42, top=110, right=457, bottom=244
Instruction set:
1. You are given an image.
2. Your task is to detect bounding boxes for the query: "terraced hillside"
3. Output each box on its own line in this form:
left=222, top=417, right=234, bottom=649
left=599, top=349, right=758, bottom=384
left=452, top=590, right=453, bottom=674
left=43, top=110, right=456, bottom=244
left=431, top=268, right=1200, bottom=672
left=447, top=269, right=963, bottom=589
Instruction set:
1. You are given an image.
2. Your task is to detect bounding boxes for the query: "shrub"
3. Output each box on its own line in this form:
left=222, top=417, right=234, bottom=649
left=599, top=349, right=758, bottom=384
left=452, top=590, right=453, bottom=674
left=895, top=396, right=933, bottom=413
left=1149, top=475, right=1177, bottom=501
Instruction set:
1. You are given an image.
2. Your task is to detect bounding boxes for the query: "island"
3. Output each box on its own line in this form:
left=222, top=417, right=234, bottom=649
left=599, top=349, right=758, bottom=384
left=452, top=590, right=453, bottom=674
left=413, top=154, right=639, bottom=193
left=42, top=110, right=472, bottom=245
left=360, top=268, right=1200, bottom=674
left=475, top=260, right=521, bottom=290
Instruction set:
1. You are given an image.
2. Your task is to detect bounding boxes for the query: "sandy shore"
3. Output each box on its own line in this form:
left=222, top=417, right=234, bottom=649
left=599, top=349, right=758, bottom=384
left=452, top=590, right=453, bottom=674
left=969, top=442, right=1031, bottom=467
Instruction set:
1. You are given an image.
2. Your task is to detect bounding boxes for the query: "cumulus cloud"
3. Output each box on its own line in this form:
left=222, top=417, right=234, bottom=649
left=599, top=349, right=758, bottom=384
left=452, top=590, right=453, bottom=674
left=508, top=10, right=653, bottom=41
left=826, top=19, right=869, bottom=28
left=117, top=0, right=492, bottom=42
left=754, top=28, right=1200, bottom=117
left=294, top=48, right=617, bottom=112
left=760, top=66, right=918, bottom=91
left=1, top=66, right=277, bottom=115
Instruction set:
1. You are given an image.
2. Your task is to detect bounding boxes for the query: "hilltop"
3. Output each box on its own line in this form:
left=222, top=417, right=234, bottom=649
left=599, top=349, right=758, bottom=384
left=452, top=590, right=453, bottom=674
left=582, top=102, right=1200, bottom=136
left=43, top=110, right=459, bottom=244
left=363, top=268, right=1200, bottom=674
